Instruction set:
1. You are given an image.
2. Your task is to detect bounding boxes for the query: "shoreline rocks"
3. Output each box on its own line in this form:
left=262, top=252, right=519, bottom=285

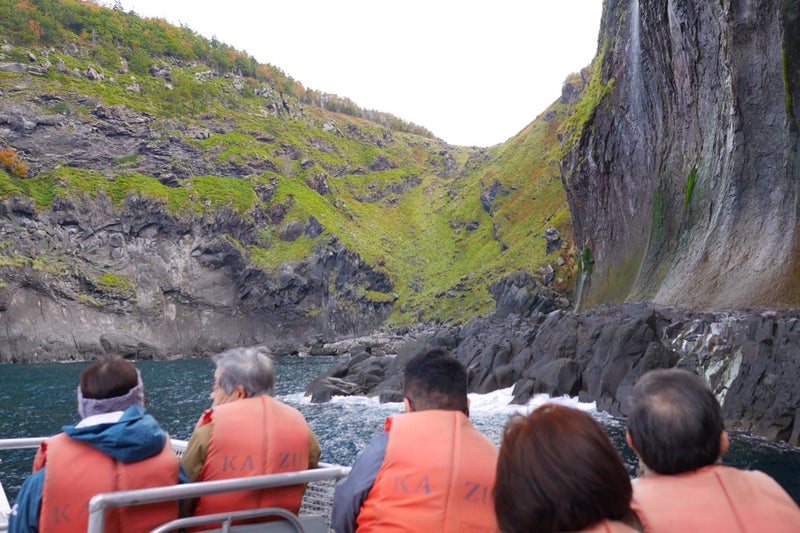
left=304, top=302, right=800, bottom=447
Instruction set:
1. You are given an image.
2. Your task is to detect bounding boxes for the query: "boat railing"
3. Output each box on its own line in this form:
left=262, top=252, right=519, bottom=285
left=0, top=437, right=350, bottom=533
left=150, top=506, right=325, bottom=533
left=89, top=464, right=349, bottom=533
left=0, top=437, right=48, bottom=531
left=0, top=437, right=189, bottom=454
left=0, top=438, right=47, bottom=450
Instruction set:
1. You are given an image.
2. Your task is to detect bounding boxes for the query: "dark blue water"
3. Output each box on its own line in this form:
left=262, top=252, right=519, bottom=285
left=1, top=357, right=799, bottom=504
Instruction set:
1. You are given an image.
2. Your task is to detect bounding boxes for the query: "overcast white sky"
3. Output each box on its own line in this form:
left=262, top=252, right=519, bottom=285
left=117, top=1, right=603, bottom=147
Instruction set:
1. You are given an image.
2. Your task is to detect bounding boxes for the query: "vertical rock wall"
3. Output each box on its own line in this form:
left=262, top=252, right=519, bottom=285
left=563, top=0, right=800, bottom=309
left=0, top=195, right=393, bottom=362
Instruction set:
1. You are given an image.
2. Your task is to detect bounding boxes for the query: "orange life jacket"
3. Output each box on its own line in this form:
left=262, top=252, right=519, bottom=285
left=356, top=410, right=500, bottom=533
left=632, top=464, right=800, bottom=532
left=192, top=395, right=311, bottom=525
left=37, top=432, right=179, bottom=533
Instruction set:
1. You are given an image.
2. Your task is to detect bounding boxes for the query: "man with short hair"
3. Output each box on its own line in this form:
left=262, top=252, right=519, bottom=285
left=181, top=347, right=320, bottom=527
left=626, top=368, right=800, bottom=532
left=332, top=348, right=499, bottom=533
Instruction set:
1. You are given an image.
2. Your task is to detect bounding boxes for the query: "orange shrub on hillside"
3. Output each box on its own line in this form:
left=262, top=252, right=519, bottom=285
left=27, top=18, right=40, bottom=37
left=0, top=147, right=27, bottom=177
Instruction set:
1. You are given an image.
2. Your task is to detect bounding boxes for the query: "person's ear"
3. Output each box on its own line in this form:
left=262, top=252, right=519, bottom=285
left=403, top=398, right=413, bottom=413
left=718, top=430, right=730, bottom=458
left=233, top=385, right=247, bottom=400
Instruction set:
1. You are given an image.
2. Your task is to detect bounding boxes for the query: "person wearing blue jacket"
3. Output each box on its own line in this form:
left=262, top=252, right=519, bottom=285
left=8, top=359, right=184, bottom=533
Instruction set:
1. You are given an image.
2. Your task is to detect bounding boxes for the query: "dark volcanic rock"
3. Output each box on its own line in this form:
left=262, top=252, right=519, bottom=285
left=0, top=194, right=394, bottom=363
left=306, top=302, right=800, bottom=446
left=99, top=331, right=163, bottom=360
left=543, top=226, right=563, bottom=254
left=721, top=314, right=800, bottom=443
left=307, top=377, right=362, bottom=403
left=479, top=180, right=508, bottom=215
left=531, top=358, right=581, bottom=397
left=489, top=272, right=556, bottom=319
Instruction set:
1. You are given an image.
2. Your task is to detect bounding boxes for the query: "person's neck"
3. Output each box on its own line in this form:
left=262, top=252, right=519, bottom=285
left=637, top=458, right=722, bottom=478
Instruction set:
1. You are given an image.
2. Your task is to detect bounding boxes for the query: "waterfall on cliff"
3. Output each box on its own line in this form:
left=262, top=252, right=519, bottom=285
left=573, top=270, right=589, bottom=312
left=627, top=0, right=655, bottom=294
left=628, top=0, right=644, bottom=129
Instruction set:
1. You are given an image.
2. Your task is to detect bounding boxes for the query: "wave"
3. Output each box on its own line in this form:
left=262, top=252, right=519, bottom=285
left=281, top=387, right=597, bottom=414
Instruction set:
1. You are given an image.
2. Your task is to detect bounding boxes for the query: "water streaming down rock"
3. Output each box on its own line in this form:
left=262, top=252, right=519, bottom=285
left=627, top=0, right=644, bottom=133
left=573, top=268, right=590, bottom=312
left=562, top=0, right=800, bottom=309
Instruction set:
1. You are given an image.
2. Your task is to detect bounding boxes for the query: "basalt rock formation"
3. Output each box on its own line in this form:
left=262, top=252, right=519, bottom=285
left=306, top=276, right=800, bottom=446
left=0, top=193, right=393, bottom=362
left=562, top=0, right=800, bottom=309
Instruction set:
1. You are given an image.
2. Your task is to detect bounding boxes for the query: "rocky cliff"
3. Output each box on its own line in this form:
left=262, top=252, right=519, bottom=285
left=303, top=1, right=800, bottom=447
left=562, top=0, right=800, bottom=309
left=0, top=3, right=576, bottom=360
left=0, top=95, right=568, bottom=364
left=0, top=193, right=393, bottom=362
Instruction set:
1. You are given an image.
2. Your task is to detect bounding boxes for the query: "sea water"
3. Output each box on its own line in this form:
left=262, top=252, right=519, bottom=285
left=1, top=356, right=798, bottom=504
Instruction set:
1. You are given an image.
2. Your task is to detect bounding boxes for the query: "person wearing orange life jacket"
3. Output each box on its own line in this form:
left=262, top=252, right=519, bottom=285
left=626, top=368, right=800, bottom=532
left=332, top=348, right=500, bottom=533
left=181, top=346, right=321, bottom=528
left=8, top=359, right=182, bottom=533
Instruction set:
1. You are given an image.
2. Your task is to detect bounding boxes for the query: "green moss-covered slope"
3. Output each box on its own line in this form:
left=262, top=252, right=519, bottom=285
left=0, top=0, right=580, bottom=328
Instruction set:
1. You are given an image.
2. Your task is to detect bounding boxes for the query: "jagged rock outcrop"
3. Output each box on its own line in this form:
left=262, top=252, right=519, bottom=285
left=489, top=271, right=558, bottom=319
left=306, top=298, right=800, bottom=446
left=0, top=97, right=280, bottom=180
left=0, top=194, right=393, bottom=362
left=562, top=0, right=800, bottom=309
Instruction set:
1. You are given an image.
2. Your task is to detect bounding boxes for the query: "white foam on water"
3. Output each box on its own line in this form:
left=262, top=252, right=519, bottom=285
left=468, top=387, right=596, bottom=416
left=282, top=388, right=596, bottom=415
left=282, top=392, right=400, bottom=409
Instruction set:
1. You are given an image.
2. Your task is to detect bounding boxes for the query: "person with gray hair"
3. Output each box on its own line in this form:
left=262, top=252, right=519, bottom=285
left=181, top=346, right=320, bottom=528
left=9, top=358, right=181, bottom=533
left=626, top=368, right=800, bottom=532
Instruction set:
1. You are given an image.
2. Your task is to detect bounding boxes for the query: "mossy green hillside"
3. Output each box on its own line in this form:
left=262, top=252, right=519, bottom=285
left=0, top=0, right=581, bottom=326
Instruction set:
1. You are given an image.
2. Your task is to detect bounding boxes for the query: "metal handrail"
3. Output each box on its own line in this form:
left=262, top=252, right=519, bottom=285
left=0, top=437, right=47, bottom=449
left=150, top=507, right=305, bottom=533
left=0, top=437, right=188, bottom=452
left=87, top=465, right=350, bottom=533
